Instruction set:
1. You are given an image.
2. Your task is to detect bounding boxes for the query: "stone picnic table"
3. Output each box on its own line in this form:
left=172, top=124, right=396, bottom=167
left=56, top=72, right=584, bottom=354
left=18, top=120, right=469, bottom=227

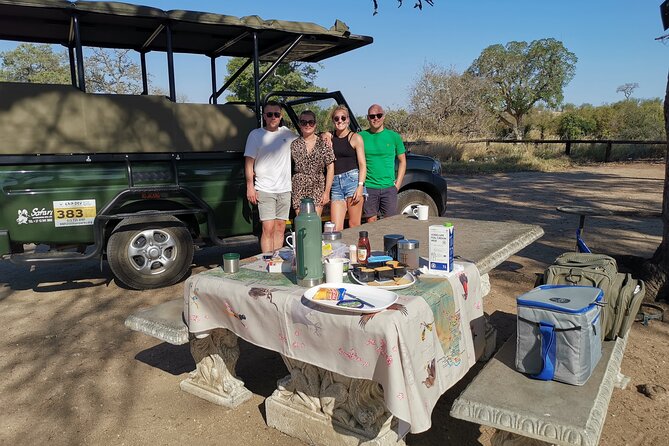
left=180, top=215, right=543, bottom=446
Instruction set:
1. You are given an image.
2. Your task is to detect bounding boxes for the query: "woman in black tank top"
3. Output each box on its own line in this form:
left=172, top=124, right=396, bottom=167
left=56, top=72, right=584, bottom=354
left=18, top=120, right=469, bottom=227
left=329, top=105, right=367, bottom=230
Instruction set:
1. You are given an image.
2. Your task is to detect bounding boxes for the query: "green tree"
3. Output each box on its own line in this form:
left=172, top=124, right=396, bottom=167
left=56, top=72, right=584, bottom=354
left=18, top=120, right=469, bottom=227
left=0, top=43, right=69, bottom=84
left=223, top=57, right=325, bottom=102
left=557, top=111, right=596, bottom=139
left=0, top=44, right=158, bottom=96
left=467, top=38, right=577, bottom=139
left=524, top=106, right=558, bottom=139
left=610, top=98, right=664, bottom=140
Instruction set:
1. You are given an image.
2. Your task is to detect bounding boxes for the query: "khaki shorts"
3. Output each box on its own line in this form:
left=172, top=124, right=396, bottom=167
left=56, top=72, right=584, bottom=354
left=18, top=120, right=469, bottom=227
left=257, top=190, right=291, bottom=221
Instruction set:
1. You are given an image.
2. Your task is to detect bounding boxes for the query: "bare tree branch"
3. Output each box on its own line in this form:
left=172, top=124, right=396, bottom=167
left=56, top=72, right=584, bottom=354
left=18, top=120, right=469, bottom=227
left=373, top=0, right=434, bottom=15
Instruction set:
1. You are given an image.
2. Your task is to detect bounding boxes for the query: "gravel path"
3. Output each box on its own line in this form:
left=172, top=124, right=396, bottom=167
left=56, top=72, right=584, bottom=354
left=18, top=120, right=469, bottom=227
left=1, top=162, right=667, bottom=446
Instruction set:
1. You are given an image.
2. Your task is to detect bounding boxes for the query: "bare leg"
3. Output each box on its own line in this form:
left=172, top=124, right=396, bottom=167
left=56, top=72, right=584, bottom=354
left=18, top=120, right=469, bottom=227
left=330, top=200, right=347, bottom=231
left=367, top=215, right=378, bottom=223
left=315, top=205, right=323, bottom=217
left=272, top=219, right=286, bottom=252
left=261, top=220, right=275, bottom=253
left=347, top=196, right=364, bottom=228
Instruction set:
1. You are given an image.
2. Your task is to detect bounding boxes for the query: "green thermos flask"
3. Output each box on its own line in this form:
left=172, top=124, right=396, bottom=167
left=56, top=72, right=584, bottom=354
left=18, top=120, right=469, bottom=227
left=294, top=198, right=323, bottom=287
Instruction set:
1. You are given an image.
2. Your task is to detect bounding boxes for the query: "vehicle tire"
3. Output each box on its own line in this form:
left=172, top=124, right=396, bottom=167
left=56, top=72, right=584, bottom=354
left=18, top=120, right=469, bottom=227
left=107, top=216, right=193, bottom=290
left=397, top=189, right=439, bottom=217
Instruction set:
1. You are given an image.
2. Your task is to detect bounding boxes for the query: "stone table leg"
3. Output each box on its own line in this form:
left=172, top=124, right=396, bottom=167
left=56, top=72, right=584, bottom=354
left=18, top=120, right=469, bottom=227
left=180, top=328, right=252, bottom=408
left=265, top=356, right=407, bottom=446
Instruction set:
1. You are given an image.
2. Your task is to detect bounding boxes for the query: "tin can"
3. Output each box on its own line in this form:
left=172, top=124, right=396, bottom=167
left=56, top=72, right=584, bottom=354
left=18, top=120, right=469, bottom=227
left=397, top=239, right=419, bottom=269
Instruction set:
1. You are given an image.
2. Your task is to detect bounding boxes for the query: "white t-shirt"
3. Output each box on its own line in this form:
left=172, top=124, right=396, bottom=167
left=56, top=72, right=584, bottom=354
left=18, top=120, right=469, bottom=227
left=244, top=126, right=297, bottom=193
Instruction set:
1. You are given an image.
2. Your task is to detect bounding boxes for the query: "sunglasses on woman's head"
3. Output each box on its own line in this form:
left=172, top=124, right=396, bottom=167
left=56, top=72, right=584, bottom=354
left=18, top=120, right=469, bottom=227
left=333, top=116, right=347, bottom=122
left=299, top=119, right=316, bottom=127
left=265, top=112, right=281, bottom=118
left=367, top=113, right=384, bottom=120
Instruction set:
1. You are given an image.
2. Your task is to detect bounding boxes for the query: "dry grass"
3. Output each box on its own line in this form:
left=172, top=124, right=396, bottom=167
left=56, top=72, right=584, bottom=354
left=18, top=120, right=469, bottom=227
left=406, top=138, right=666, bottom=174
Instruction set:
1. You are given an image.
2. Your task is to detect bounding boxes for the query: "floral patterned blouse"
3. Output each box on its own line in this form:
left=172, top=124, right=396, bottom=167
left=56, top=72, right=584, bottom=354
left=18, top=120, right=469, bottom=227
left=291, top=136, right=335, bottom=210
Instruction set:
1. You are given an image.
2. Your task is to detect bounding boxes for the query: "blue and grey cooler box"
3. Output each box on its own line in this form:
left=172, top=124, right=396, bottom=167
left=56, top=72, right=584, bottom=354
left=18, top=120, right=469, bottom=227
left=516, top=285, right=603, bottom=386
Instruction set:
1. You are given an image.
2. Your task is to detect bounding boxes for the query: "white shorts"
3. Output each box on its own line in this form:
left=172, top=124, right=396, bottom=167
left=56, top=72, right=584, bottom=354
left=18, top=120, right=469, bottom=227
left=257, top=190, right=291, bottom=221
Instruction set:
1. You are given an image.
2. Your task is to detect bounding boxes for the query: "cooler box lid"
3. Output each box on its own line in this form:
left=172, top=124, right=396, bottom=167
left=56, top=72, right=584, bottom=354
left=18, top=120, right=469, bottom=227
left=517, top=285, right=603, bottom=314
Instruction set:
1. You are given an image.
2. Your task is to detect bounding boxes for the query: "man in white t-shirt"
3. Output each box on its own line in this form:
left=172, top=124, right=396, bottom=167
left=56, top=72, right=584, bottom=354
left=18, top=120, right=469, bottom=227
left=244, top=101, right=297, bottom=253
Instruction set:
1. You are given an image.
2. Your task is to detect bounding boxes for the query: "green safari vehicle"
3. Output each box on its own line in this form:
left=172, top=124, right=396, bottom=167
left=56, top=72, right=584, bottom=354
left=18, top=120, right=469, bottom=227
left=0, top=1, right=447, bottom=289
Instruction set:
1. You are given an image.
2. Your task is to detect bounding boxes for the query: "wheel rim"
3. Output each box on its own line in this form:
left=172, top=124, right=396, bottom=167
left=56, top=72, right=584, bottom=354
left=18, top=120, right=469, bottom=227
left=126, top=228, right=178, bottom=275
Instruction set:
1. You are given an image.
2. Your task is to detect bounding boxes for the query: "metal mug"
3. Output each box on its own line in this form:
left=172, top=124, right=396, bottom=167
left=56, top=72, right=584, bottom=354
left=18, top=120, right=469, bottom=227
left=223, top=252, right=240, bottom=273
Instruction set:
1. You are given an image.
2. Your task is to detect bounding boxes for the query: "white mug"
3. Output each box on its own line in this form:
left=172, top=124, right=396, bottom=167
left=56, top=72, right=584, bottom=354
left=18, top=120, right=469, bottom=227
left=285, top=231, right=296, bottom=250
left=324, top=258, right=346, bottom=284
left=412, top=205, right=429, bottom=221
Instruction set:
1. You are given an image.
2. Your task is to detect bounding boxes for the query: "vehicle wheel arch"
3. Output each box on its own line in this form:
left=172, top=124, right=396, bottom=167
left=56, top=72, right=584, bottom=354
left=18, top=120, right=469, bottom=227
left=104, top=200, right=200, bottom=241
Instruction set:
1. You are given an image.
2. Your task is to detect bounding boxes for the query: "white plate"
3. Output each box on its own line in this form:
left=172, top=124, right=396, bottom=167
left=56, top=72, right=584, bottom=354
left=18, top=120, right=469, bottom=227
left=348, top=271, right=416, bottom=290
left=303, top=283, right=398, bottom=314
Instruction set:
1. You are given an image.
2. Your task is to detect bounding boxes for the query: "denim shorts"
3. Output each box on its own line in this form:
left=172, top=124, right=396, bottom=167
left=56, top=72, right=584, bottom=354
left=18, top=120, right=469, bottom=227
left=331, top=169, right=367, bottom=201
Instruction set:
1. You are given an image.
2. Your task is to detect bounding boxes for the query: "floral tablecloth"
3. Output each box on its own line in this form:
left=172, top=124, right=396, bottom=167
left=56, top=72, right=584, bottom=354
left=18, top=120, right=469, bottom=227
left=183, top=260, right=482, bottom=434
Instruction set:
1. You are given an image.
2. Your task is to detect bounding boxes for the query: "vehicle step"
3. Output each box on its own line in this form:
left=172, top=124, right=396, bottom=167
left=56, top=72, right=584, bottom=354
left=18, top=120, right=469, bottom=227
left=10, top=251, right=88, bottom=264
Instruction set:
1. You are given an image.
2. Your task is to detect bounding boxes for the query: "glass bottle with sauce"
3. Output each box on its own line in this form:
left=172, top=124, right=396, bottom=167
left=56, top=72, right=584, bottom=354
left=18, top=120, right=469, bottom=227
left=357, top=230, right=371, bottom=265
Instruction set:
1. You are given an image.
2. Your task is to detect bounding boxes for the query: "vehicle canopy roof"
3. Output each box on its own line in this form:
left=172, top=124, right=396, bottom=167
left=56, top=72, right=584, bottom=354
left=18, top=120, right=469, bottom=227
left=0, top=0, right=372, bottom=61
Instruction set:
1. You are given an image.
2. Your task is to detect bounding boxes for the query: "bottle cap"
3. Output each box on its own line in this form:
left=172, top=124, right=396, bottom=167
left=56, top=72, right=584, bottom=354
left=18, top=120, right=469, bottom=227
left=397, top=239, right=419, bottom=249
left=322, top=231, right=342, bottom=241
left=359, top=230, right=368, bottom=238
left=223, top=253, right=241, bottom=260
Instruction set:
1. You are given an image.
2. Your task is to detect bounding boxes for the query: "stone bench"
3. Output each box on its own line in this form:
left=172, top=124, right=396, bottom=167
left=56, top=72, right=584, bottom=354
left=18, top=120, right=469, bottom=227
left=450, top=334, right=629, bottom=446
left=125, top=298, right=253, bottom=408
left=124, top=298, right=188, bottom=345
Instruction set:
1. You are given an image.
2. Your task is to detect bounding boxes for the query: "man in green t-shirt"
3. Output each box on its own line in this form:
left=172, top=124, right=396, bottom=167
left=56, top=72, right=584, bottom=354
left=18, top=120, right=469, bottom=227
left=359, top=104, right=406, bottom=222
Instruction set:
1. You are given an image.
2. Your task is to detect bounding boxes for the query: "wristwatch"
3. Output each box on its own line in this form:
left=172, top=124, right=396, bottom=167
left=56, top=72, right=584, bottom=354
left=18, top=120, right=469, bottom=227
left=357, top=181, right=364, bottom=186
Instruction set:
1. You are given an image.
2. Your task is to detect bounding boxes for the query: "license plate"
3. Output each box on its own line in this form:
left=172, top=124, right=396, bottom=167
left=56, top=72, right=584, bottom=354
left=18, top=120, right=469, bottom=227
left=53, top=199, right=96, bottom=227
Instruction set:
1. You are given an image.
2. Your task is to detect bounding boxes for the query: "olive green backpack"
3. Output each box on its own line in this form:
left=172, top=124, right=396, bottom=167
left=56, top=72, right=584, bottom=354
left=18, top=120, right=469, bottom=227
left=543, top=252, right=645, bottom=340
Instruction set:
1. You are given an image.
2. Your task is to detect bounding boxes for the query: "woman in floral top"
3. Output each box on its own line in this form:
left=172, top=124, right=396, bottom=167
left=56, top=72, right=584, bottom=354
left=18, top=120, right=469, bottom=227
left=291, top=110, right=335, bottom=215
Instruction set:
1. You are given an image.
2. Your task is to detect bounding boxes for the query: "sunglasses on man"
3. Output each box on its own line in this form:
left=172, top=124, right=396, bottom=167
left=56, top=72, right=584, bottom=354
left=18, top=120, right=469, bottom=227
left=367, top=113, right=384, bottom=120
left=333, top=116, right=347, bottom=123
left=299, top=119, right=316, bottom=127
left=264, top=112, right=281, bottom=118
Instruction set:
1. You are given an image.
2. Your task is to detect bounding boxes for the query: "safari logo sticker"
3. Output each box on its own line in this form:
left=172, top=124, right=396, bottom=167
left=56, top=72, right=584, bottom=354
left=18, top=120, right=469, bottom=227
left=15, top=208, right=53, bottom=225
left=53, top=199, right=96, bottom=227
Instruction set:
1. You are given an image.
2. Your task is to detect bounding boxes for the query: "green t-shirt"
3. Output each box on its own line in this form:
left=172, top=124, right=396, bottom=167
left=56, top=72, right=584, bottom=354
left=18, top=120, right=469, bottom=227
left=360, top=128, right=406, bottom=189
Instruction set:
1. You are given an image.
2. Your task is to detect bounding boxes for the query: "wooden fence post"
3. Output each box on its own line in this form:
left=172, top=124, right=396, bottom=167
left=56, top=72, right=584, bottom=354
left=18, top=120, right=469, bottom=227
left=604, top=142, right=612, bottom=162
left=565, top=141, right=571, bottom=156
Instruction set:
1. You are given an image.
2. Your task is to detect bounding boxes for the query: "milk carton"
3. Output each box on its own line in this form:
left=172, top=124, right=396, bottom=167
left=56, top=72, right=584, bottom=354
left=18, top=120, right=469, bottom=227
left=429, top=223, right=454, bottom=273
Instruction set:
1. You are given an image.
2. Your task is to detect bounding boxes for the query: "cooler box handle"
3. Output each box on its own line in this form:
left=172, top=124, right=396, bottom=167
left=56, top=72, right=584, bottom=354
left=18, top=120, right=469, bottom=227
left=531, top=321, right=556, bottom=381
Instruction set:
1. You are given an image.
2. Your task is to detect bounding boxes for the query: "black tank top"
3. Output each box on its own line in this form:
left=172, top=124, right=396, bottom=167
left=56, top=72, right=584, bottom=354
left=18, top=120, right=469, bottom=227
left=332, top=132, right=358, bottom=175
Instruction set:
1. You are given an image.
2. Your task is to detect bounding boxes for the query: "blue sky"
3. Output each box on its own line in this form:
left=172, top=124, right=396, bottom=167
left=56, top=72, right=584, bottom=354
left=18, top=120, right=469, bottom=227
left=3, top=1, right=667, bottom=115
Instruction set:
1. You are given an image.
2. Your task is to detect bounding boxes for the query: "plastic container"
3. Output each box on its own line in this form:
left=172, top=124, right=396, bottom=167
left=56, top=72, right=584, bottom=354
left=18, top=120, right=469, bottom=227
left=349, top=244, right=357, bottom=263
left=383, top=234, right=405, bottom=260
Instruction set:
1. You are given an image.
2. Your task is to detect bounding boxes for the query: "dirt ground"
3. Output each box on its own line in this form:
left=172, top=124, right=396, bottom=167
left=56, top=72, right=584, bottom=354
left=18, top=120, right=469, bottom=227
left=1, top=162, right=668, bottom=446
